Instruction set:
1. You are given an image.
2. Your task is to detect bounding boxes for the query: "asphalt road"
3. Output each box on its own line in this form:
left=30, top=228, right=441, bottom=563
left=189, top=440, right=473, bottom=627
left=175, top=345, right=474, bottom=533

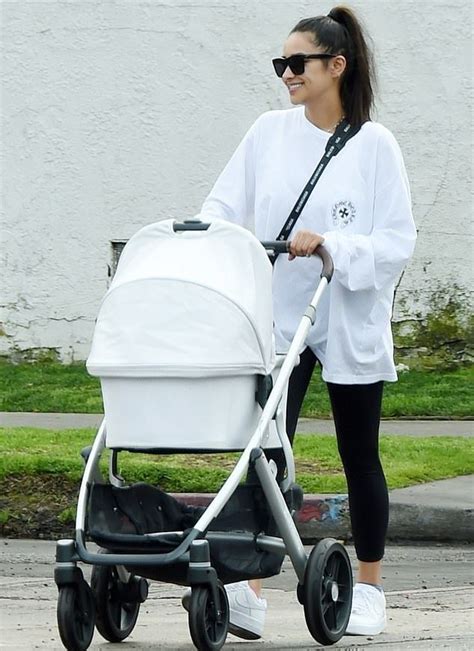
left=1, top=539, right=473, bottom=650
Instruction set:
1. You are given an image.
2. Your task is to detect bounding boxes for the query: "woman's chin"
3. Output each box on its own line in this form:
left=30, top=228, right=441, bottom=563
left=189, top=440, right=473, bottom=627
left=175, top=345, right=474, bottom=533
left=289, top=95, right=303, bottom=106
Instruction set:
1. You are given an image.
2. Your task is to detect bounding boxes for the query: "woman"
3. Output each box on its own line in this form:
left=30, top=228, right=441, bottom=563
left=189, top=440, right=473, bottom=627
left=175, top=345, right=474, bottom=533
left=186, top=5, right=417, bottom=640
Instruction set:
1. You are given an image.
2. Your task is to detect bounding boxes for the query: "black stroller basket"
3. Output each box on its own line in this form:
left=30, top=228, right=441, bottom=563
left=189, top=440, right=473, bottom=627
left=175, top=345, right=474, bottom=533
left=86, top=480, right=292, bottom=585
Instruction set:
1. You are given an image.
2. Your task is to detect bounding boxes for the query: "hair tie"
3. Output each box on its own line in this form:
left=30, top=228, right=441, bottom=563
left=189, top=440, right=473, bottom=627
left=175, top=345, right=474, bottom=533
left=328, top=12, right=339, bottom=23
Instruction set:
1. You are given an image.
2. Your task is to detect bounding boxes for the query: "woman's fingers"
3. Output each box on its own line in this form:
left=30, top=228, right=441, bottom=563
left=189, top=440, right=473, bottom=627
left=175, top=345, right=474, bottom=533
left=288, top=230, right=325, bottom=260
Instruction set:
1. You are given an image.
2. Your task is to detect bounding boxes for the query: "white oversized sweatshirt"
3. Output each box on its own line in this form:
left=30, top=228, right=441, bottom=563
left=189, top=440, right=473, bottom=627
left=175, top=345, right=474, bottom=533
left=198, top=106, right=417, bottom=384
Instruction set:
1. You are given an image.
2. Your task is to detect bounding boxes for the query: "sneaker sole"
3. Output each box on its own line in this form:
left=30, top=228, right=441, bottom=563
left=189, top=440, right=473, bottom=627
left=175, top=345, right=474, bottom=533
left=228, top=622, right=261, bottom=640
left=345, top=621, right=386, bottom=636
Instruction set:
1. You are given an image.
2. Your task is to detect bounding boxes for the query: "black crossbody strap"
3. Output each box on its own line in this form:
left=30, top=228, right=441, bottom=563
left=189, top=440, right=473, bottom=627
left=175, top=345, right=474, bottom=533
left=276, top=119, right=362, bottom=242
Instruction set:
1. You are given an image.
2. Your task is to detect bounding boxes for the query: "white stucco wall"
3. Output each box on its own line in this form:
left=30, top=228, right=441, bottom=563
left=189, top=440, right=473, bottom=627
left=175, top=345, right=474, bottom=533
left=1, top=0, right=472, bottom=361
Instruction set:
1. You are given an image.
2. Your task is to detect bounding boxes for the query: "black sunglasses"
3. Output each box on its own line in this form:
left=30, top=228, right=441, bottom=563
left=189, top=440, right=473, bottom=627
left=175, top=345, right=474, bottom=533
left=272, top=53, right=337, bottom=78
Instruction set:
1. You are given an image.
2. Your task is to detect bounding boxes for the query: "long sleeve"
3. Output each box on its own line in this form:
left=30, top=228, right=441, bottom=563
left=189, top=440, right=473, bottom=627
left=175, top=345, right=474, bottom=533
left=322, top=129, right=417, bottom=292
left=198, top=118, right=259, bottom=231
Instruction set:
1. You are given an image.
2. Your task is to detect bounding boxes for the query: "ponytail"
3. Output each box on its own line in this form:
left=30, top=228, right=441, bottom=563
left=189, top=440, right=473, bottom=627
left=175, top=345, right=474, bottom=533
left=291, top=5, right=376, bottom=127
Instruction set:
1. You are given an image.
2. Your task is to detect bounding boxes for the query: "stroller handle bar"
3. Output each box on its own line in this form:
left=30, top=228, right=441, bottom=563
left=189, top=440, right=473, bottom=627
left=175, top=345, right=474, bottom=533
left=171, top=221, right=333, bottom=282
left=261, top=241, right=334, bottom=282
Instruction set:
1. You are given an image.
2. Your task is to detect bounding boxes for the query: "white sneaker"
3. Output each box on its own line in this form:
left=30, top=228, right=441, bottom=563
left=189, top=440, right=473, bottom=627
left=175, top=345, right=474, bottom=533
left=225, top=581, right=267, bottom=640
left=345, top=582, right=387, bottom=636
left=182, top=581, right=267, bottom=640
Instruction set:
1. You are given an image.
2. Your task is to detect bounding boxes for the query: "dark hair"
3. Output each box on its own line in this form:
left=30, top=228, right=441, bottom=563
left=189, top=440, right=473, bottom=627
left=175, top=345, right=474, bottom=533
left=291, top=5, right=376, bottom=127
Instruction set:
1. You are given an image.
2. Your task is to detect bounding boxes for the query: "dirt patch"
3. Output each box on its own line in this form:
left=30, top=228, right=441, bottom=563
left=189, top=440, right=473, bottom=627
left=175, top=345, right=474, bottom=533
left=295, top=460, right=341, bottom=474
left=0, top=474, right=79, bottom=539
left=0, top=464, right=338, bottom=540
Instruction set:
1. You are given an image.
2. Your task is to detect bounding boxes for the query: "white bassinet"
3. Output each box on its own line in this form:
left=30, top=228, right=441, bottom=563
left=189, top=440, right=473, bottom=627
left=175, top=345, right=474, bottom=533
left=87, top=219, right=282, bottom=450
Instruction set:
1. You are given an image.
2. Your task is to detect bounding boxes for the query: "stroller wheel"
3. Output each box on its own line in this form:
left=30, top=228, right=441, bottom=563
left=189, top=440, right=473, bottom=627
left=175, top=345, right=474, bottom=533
left=188, top=581, right=229, bottom=651
left=91, top=551, right=144, bottom=642
left=303, top=538, right=353, bottom=645
left=57, top=582, right=95, bottom=651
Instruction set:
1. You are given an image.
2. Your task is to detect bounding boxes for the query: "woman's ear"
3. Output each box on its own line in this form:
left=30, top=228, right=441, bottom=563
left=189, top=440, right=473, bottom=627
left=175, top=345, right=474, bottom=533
left=330, top=55, right=347, bottom=78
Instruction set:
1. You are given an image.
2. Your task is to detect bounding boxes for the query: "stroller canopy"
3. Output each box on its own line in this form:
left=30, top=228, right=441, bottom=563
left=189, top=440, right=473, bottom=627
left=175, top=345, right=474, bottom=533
left=87, top=219, right=275, bottom=378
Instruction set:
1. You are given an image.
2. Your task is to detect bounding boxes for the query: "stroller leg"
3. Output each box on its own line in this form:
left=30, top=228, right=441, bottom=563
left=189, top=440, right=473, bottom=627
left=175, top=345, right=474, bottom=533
left=251, top=448, right=307, bottom=582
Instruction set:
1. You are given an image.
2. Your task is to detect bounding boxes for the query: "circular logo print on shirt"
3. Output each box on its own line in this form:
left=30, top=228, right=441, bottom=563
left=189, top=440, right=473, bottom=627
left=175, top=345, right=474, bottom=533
left=332, top=200, right=356, bottom=229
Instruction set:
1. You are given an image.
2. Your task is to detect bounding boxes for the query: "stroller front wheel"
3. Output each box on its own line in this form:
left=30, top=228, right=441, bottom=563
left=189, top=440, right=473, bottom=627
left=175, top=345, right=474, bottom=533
left=57, top=582, right=96, bottom=651
left=303, top=538, right=353, bottom=645
left=188, top=581, right=229, bottom=651
left=91, top=553, right=145, bottom=642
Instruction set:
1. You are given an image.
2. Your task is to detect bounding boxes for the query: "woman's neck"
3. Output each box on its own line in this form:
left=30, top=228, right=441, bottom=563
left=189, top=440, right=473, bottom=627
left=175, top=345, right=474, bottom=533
left=304, top=101, right=345, bottom=133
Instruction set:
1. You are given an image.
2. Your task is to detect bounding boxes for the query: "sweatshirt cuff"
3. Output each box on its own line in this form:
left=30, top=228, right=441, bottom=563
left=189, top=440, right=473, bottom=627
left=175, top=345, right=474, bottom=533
left=321, top=231, right=339, bottom=260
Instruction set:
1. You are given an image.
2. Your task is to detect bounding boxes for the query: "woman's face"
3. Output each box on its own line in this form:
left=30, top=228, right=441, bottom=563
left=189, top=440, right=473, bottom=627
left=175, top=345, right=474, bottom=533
left=280, top=31, right=342, bottom=106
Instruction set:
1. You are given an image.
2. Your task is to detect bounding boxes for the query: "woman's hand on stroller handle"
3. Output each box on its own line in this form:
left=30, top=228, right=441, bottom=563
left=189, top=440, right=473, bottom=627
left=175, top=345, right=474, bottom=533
left=287, top=230, right=325, bottom=260
left=261, top=235, right=334, bottom=282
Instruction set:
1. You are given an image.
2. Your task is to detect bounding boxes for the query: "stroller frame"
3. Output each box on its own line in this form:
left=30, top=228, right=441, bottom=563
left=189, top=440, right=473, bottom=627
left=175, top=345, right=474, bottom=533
left=55, top=237, right=353, bottom=650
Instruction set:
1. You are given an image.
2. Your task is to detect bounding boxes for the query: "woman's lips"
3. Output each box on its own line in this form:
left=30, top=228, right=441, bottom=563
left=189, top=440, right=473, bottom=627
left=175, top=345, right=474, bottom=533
left=287, top=82, right=304, bottom=94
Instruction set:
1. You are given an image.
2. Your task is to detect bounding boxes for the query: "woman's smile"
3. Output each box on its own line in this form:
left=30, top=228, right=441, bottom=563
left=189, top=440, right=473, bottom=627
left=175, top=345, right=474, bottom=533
left=287, top=82, right=304, bottom=94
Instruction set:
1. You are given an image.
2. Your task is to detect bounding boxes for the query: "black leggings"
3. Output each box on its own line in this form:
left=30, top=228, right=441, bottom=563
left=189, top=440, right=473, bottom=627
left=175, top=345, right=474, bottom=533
left=267, top=347, right=388, bottom=563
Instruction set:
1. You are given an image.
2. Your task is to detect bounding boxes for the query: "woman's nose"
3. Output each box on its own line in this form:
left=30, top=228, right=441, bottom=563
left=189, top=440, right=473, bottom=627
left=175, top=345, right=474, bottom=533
left=281, top=65, right=294, bottom=81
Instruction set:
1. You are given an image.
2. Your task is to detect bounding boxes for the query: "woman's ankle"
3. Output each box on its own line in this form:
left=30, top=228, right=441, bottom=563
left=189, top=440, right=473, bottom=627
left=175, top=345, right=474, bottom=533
left=248, top=579, right=262, bottom=598
left=357, top=559, right=383, bottom=586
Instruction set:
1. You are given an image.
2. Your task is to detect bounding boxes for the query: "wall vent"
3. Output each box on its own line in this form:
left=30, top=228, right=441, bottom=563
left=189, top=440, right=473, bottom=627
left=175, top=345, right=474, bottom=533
left=109, top=240, right=128, bottom=277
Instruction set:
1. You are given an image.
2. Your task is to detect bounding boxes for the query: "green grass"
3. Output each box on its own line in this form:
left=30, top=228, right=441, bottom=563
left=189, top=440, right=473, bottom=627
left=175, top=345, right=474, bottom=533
left=0, top=509, right=10, bottom=525
left=1, top=427, right=472, bottom=494
left=302, top=365, right=474, bottom=419
left=0, top=361, right=473, bottom=418
left=58, top=506, right=76, bottom=525
left=0, top=361, right=103, bottom=413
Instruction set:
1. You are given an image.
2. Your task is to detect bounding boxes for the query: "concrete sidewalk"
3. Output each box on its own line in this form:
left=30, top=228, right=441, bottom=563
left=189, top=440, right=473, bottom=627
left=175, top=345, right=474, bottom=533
left=2, top=540, right=473, bottom=649
left=1, top=411, right=473, bottom=543
left=1, top=411, right=473, bottom=436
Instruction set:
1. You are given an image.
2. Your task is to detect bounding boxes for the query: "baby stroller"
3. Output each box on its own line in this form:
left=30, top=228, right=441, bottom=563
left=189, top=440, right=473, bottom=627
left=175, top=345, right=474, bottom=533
left=54, top=218, right=353, bottom=650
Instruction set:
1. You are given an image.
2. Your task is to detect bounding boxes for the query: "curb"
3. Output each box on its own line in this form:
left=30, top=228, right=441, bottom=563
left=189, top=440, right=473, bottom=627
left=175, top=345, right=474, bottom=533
left=173, top=493, right=474, bottom=544
left=388, top=502, right=473, bottom=543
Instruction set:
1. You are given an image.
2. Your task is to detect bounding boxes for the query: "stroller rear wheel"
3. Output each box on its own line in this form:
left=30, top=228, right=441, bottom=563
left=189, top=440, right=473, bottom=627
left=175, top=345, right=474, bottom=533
left=91, top=551, right=146, bottom=642
left=57, top=582, right=96, bottom=651
left=188, top=581, right=229, bottom=651
left=303, top=538, right=353, bottom=645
